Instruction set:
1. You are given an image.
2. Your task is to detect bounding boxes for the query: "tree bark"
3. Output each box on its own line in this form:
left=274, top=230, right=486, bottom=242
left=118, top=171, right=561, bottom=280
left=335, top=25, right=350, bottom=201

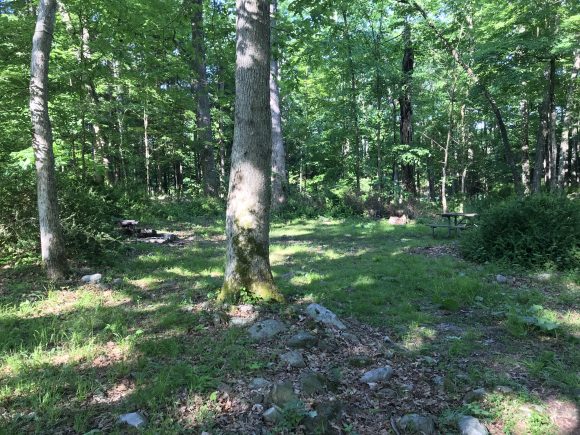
left=532, top=61, right=553, bottom=193
left=270, top=0, right=287, bottom=211
left=548, top=57, right=558, bottom=190
left=400, top=20, right=416, bottom=196
left=520, top=100, right=531, bottom=194
left=221, top=0, right=283, bottom=303
left=190, top=0, right=219, bottom=196
left=30, top=0, right=68, bottom=280
left=558, top=50, right=579, bottom=188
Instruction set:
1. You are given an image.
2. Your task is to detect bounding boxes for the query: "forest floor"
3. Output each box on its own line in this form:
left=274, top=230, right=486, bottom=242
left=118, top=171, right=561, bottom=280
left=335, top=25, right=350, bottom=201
left=0, top=218, right=578, bottom=434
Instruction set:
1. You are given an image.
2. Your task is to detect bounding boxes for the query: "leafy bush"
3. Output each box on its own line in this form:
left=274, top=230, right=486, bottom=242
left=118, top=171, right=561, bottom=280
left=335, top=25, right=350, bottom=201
left=461, top=194, right=580, bottom=270
left=0, top=165, right=120, bottom=264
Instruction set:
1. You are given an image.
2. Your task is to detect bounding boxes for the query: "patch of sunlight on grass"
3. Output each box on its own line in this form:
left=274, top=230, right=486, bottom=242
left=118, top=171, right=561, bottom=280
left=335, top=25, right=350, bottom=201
left=352, top=275, right=376, bottom=287
left=402, top=323, right=437, bottom=351
left=164, top=266, right=196, bottom=277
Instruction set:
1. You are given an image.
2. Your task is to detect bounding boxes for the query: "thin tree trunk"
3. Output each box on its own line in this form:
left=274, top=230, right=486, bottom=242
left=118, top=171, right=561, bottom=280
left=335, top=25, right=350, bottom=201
left=221, top=0, right=283, bottom=303
left=270, top=0, right=287, bottom=211
left=190, top=0, right=219, bottom=196
left=548, top=57, right=558, bottom=190
left=30, top=0, right=68, bottom=279
left=442, top=70, right=457, bottom=213
left=532, top=61, right=553, bottom=193
left=144, top=108, right=151, bottom=195
left=520, top=100, right=531, bottom=194
left=558, top=50, right=579, bottom=188
left=342, top=9, right=361, bottom=194
left=406, top=0, right=521, bottom=195
left=400, top=20, right=416, bottom=196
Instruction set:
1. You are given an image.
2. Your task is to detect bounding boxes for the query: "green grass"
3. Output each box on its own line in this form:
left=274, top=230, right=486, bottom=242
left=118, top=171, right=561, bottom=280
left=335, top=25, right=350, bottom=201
left=0, top=217, right=578, bottom=433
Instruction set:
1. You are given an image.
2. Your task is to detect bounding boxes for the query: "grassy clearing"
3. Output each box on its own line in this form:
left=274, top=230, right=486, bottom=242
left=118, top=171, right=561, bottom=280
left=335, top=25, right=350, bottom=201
left=0, top=218, right=578, bottom=433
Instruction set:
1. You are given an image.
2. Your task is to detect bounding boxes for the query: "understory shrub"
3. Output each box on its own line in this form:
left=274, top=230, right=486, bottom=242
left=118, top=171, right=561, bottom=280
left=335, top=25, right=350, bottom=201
left=0, top=166, right=120, bottom=264
left=460, top=194, right=580, bottom=270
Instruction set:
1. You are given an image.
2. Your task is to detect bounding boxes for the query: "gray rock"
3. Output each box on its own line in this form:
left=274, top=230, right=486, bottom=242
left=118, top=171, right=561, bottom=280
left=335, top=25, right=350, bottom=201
left=535, top=272, right=552, bottom=282
left=250, top=378, right=271, bottom=390
left=432, top=375, right=444, bottom=386
left=288, top=331, right=317, bottom=348
left=496, top=274, right=508, bottom=284
left=81, top=273, right=102, bottom=284
left=464, top=388, right=487, bottom=403
left=397, top=414, right=436, bottom=434
left=300, top=371, right=327, bottom=395
left=360, top=366, right=393, bottom=384
left=494, top=385, right=513, bottom=394
left=306, top=303, right=346, bottom=330
left=248, top=319, right=286, bottom=341
left=118, top=412, right=146, bottom=428
left=263, top=406, right=282, bottom=424
left=230, top=316, right=255, bottom=327
left=82, top=430, right=102, bottom=435
left=376, top=388, right=397, bottom=399
left=111, top=278, right=123, bottom=286
left=280, top=350, right=306, bottom=368
left=422, top=356, right=437, bottom=365
left=458, top=415, right=489, bottom=435
left=269, top=382, right=298, bottom=407
left=304, top=401, right=343, bottom=434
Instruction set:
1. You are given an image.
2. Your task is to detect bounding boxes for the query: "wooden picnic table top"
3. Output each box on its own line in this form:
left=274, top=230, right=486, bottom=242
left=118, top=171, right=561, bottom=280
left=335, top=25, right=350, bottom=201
left=440, top=212, right=478, bottom=217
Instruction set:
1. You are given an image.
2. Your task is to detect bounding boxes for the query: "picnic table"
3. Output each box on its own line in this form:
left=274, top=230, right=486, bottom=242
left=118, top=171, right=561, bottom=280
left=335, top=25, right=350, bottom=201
left=427, top=212, right=478, bottom=237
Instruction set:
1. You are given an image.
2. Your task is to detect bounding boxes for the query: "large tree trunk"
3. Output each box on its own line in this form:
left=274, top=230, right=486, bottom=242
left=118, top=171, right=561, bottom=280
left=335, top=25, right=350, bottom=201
left=30, top=0, right=68, bottom=280
left=532, top=61, right=554, bottom=193
left=558, top=50, right=580, bottom=188
left=270, top=0, right=287, bottom=211
left=221, top=0, right=283, bottom=303
left=190, top=0, right=219, bottom=196
left=400, top=21, right=416, bottom=196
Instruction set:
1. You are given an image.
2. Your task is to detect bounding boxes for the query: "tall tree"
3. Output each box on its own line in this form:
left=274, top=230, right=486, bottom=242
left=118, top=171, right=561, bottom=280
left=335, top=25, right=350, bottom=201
left=400, top=19, right=416, bottom=196
left=558, top=50, right=580, bottom=188
left=220, top=0, right=284, bottom=302
left=29, top=0, right=68, bottom=279
left=190, top=0, right=219, bottom=195
left=270, top=0, right=287, bottom=211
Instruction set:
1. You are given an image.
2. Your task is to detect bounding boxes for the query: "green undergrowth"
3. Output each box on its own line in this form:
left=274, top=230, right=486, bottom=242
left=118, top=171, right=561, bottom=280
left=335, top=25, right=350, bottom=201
left=0, top=217, right=578, bottom=433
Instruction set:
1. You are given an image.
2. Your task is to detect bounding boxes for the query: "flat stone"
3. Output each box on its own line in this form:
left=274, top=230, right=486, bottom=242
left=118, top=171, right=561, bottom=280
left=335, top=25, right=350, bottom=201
left=248, top=319, right=286, bottom=341
left=118, top=412, right=146, bottom=428
left=111, top=278, right=123, bottom=286
left=269, top=382, right=298, bottom=407
left=250, top=378, right=271, bottom=390
left=464, top=388, right=487, bottom=403
left=263, top=406, right=282, bottom=424
left=342, top=332, right=360, bottom=343
left=280, top=350, right=306, bottom=368
left=230, top=316, right=255, bottom=327
left=496, top=274, right=508, bottom=284
left=397, top=414, right=436, bottom=434
left=458, top=415, right=489, bottom=435
left=494, top=385, right=513, bottom=394
left=288, top=331, right=318, bottom=348
left=304, top=400, right=343, bottom=433
left=300, top=371, right=327, bottom=395
left=360, top=366, right=393, bottom=384
left=81, top=273, right=102, bottom=284
left=306, top=303, right=346, bottom=330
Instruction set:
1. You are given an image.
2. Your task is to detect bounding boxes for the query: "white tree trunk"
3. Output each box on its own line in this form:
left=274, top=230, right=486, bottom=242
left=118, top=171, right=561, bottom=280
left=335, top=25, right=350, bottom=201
left=270, top=0, right=287, bottom=211
left=30, top=0, right=68, bottom=279
left=221, top=0, right=283, bottom=302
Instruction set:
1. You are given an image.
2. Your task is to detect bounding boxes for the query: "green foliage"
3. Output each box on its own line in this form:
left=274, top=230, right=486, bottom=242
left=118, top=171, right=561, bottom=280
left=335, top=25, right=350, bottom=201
left=0, top=165, right=120, bottom=265
left=461, top=195, right=580, bottom=270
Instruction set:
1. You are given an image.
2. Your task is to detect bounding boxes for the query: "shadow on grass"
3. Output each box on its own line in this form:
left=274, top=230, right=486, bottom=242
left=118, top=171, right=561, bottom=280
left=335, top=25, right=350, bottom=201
left=0, top=219, right=577, bottom=433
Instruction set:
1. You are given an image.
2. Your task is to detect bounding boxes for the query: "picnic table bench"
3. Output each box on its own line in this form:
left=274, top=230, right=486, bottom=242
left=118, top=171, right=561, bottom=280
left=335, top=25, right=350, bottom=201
left=427, top=212, right=477, bottom=237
